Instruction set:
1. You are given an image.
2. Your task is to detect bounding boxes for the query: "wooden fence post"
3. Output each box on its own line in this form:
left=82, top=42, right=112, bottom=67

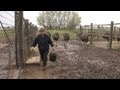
left=90, top=23, right=93, bottom=44
left=113, top=26, right=116, bottom=40
left=109, top=21, right=114, bottom=49
left=119, top=28, right=120, bottom=34
left=25, top=19, right=30, bottom=57
left=80, top=25, right=82, bottom=32
left=15, top=11, right=19, bottom=68
left=97, top=25, right=100, bottom=41
left=29, top=22, right=32, bottom=47
left=17, top=11, right=24, bottom=67
left=24, top=19, right=30, bottom=62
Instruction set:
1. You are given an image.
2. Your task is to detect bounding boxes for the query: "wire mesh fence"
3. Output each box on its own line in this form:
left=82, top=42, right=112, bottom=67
left=15, top=11, right=38, bottom=71
left=0, top=11, right=15, bottom=79
left=0, top=11, right=38, bottom=79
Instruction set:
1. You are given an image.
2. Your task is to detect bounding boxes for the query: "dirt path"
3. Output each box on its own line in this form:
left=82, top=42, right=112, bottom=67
left=20, top=40, right=120, bottom=79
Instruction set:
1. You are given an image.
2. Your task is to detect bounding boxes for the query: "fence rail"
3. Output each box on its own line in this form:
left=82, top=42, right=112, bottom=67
left=80, top=21, right=120, bottom=49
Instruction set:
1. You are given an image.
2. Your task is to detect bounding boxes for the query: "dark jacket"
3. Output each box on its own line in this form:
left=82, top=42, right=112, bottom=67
left=32, top=34, right=54, bottom=51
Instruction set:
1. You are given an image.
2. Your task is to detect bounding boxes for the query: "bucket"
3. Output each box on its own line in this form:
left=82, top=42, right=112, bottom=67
left=49, top=52, right=57, bottom=62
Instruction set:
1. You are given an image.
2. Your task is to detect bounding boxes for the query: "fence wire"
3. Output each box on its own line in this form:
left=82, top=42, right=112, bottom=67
left=0, top=11, right=15, bottom=79
left=0, top=11, right=38, bottom=79
left=81, top=22, right=120, bottom=49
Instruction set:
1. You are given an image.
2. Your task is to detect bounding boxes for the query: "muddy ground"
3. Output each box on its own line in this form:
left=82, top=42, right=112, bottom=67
left=20, top=40, right=120, bottom=79
left=0, top=42, right=16, bottom=79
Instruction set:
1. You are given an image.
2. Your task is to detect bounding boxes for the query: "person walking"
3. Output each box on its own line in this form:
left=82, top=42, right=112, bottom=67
left=31, top=26, right=54, bottom=71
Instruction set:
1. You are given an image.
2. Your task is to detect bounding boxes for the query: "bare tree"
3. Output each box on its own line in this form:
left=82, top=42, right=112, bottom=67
left=37, top=11, right=81, bottom=30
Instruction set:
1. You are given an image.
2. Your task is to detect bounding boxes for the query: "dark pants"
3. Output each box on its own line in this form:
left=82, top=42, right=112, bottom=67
left=39, top=49, right=49, bottom=67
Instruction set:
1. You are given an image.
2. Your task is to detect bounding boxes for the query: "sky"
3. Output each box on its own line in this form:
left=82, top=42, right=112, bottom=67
left=79, top=11, right=120, bottom=25
left=24, top=11, right=40, bottom=26
left=23, top=11, right=120, bottom=27
left=0, top=11, right=14, bottom=27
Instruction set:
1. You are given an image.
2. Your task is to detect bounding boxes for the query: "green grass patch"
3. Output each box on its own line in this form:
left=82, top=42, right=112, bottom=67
left=0, top=30, right=15, bottom=39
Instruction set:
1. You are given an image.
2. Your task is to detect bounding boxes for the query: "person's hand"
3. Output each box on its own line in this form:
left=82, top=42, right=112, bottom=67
left=30, top=47, right=35, bottom=52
